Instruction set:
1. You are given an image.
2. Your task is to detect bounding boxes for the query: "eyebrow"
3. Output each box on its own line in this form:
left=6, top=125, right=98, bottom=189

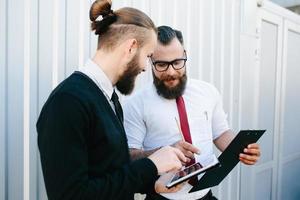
left=152, top=57, right=186, bottom=63
left=152, top=50, right=186, bottom=63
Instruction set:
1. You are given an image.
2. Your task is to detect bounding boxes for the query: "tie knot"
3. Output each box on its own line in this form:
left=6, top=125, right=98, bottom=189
left=176, top=96, right=184, bottom=104
left=111, top=90, right=124, bottom=123
left=111, top=90, right=119, bottom=102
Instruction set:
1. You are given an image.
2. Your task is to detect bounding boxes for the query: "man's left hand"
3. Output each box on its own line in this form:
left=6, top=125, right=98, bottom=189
left=239, top=143, right=261, bottom=165
left=154, top=171, right=186, bottom=193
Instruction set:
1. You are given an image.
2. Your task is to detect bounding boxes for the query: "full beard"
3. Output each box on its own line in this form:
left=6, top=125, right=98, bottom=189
left=116, top=53, right=141, bottom=95
left=153, top=71, right=187, bottom=99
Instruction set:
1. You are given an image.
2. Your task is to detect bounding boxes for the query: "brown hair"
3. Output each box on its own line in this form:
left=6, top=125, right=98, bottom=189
left=90, top=0, right=157, bottom=50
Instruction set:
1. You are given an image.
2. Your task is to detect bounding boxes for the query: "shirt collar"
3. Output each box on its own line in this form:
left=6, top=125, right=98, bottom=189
left=80, top=59, right=114, bottom=99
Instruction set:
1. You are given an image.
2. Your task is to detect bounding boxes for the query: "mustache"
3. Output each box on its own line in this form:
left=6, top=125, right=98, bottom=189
left=152, top=73, right=187, bottom=99
left=161, top=75, right=180, bottom=81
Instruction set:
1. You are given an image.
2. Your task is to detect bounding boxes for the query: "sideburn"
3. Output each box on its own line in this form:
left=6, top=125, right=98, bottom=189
left=116, top=53, right=141, bottom=95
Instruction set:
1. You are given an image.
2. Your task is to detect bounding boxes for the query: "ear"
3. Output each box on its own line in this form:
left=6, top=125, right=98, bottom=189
left=124, top=38, right=138, bottom=59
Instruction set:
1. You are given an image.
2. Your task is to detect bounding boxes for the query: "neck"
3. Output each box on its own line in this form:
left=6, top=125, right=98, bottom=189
left=92, top=49, right=123, bottom=85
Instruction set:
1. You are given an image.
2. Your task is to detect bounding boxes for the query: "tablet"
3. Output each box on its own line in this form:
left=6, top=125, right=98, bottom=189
left=189, top=130, right=266, bottom=192
left=166, top=155, right=221, bottom=189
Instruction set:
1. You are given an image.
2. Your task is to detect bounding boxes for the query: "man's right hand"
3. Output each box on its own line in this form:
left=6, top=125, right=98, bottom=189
left=148, top=146, right=186, bottom=174
left=171, top=140, right=200, bottom=163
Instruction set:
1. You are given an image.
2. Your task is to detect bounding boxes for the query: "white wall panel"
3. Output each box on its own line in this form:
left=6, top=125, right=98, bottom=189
left=240, top=7, right=283, bottom=200
left=239, top=1, right=300, bottom=200
left=1, top=0, right=300, bottom=200
left=0, top=0, right=7, bottom=199
left=279, top=20, right=300, bottom=200
left=6, top=0, right=26, bottom=199
left=255, top=169, right=273, bottom=200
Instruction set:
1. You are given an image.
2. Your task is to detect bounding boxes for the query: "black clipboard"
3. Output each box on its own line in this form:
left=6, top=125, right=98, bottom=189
left=189, top=130, right=266, bottom=193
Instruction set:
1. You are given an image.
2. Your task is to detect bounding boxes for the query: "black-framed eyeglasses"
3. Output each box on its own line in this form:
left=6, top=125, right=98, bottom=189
left=151, top=51, right=187, bottom=72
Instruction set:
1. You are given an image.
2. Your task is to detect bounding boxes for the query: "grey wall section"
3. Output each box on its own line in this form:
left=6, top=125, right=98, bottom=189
left=0, top=0, right=300, bottom=200
left=6, top=0, right=25, bottom=199
left=0, top=0, right=7, bottom=199
left=29, top=0, right=39, bottom=199
left=240, top=1, right=300, bottom=200
left=280, top=24, right=300, bottom=200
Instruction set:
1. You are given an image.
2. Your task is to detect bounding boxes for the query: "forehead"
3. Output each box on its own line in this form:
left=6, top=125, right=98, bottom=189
left=152, top=38, right=184, bottom=61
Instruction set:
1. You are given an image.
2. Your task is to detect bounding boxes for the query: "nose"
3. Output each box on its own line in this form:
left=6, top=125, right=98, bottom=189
left=165, top=64, right=177, bottom=75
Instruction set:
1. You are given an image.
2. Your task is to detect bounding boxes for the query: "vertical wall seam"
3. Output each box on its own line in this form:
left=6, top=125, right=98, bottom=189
left=4, top=0, right=9, bottom=198
left=276, top=18, right=288, bottom=200
left=220, top=0, right=225, bottom=95
left=36, top=0, right=40, bottom=198
left=272, top=16, right=282, bottom=200
left=210, top=0, right=215, bottom=84
left=52, top=0, right=59, bottom=88
left=78, top=0, right=84, bottom=68
left=23, top=0, right=31, bottom=199
left=230, top=1, right=238, bottom=199
left=198, top=0, right=203, bottom=80
left=64, top=0, right=68, bottom=78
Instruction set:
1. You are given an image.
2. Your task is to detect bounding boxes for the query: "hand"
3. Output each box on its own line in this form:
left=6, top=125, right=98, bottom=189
left=155, top=171, right=187, bottom=193
left=171, top=140, right=200, bottom=164
left=239, top=143, right=261, bottom=165
left=148, top=146, right=186, bottom=174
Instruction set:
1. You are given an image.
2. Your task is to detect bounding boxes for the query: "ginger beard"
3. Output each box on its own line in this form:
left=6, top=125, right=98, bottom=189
left=116, top=51, right=142, bottom=95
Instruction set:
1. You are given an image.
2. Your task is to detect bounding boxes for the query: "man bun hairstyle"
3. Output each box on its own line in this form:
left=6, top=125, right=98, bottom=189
left=89, top=0, right=157, bottom=50
left=90, top=0, right=117, bottom=35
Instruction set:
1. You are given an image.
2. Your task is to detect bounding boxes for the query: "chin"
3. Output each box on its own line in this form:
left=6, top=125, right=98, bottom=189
left=164, top=81, right=179, bottom=88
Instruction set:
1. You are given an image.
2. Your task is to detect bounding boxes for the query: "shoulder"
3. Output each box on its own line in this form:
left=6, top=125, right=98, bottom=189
left=123, top=83, right=154, bottom=107
left=45, top=73, right=104, bottom=111
left=186, top=78, right=220, bottom=98
left=59, top=73, right=102, bottom=100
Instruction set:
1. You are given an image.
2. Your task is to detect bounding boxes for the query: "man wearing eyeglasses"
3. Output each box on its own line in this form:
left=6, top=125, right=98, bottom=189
left=123, top=26, right=261, bottom=200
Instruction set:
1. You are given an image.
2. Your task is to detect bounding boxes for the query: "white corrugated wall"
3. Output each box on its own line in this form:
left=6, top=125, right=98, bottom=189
left=0, top=0, right=300, bottom=200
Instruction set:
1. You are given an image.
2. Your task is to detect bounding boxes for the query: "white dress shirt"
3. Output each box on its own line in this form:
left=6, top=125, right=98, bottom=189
left=79, top=59, right=116, bottom=112
left=123, top=78, right=230, bottom=200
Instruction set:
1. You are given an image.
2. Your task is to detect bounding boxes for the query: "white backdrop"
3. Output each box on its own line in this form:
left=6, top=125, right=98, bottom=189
left=0, top=0, right=300, bottom=200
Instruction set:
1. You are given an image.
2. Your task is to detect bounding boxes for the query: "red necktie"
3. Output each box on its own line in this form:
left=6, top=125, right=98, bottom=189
left=176, top=96, right=195, bottom=166
left=176, top=96, right=198, bottom=186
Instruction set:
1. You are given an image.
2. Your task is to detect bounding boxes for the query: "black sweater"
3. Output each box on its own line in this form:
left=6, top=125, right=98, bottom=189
left=37, top=72, right=157, bottom=200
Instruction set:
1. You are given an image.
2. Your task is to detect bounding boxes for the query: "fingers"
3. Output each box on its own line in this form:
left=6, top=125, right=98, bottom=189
left=164, top=184, right=183, bottom=193
left=244, top=148, right=260, bottom=157
left=148, top=146, right=185, bottom=174
left=174, top=141, right=200, bottom=162
left=181, top=141, right=200, bottom=155
left=157, top=184, right=182, bottom=193
left=239, top=143, right=261, bottom=165
left=239, top=157, right=257, bottom=165
left=181, top=149, right=195, bottom=160
left=239, top=153, right=259, bottom=165
left=182, top=157, right=191, bottom=165
left=242, top=143, right=260, bottom=157
left=154, top=171, right=186, bottom=193
left=239, top=153, right=258, bottom=161
left=247, top=143, right=259, bottom=149
left=169, top=182, right=185, bottom=192
left=173, top=147, right=187, bottom=165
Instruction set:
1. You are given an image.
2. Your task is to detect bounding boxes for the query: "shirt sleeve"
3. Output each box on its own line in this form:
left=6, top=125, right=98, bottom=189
left=37, top=93, right=157, bottom=200
left=211, top=88, right=230, bottom=139
left=123, top=95, right=147, bottom=149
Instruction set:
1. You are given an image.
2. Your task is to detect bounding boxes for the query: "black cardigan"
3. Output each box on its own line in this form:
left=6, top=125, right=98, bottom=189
left=37, top=72, right=157, bottom=200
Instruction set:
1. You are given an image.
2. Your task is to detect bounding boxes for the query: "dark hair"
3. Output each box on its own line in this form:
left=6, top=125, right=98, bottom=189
left=90, top=0, right=157, bottom=50
left=157, top=25, right=184, bottom=45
